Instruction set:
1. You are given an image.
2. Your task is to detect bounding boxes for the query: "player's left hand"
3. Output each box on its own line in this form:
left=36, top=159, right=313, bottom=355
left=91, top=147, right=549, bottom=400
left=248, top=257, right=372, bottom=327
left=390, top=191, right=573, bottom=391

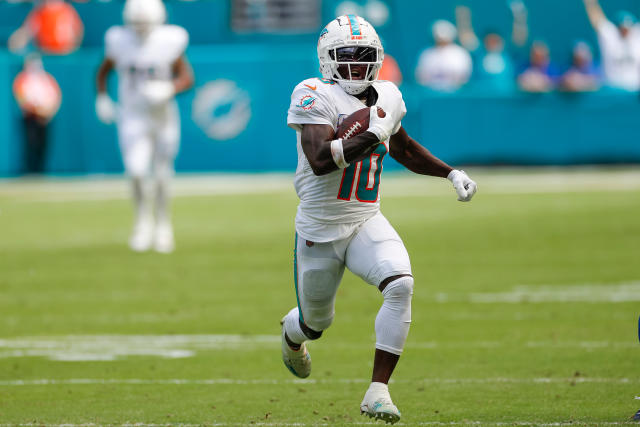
left=447, top=169, right=477, bottom=202
left=141, top=80, right=175, bottom=106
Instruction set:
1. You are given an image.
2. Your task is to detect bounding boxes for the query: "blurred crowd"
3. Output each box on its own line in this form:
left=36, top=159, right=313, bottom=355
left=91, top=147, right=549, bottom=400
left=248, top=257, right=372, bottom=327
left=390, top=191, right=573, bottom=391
left=414, top=0, right=640, bottom=93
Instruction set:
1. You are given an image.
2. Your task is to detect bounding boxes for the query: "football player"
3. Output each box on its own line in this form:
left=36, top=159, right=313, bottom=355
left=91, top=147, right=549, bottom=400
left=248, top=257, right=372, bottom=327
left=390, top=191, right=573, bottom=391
left=95, top=0, right=194, bottom=253
left=282, top=15, right=477, bottom=424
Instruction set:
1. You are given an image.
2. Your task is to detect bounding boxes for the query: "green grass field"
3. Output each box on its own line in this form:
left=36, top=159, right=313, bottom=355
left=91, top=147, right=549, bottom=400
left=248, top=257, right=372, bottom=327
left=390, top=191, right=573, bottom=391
left=1, top=169, right=639, bottom=426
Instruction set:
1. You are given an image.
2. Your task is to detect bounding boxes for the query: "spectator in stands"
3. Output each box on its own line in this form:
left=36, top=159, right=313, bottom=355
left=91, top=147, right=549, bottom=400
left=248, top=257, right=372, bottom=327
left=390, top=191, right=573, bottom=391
left=12, top=54, right=61, bottom=174
left=517, top=41, right=560, bottom=93
left=8, top=0, right=83, bottom=55
left=559, top=41, right=601, bottom=92
left=415, top=19, right=472, bottom=91
left=583, top=0, right=640, bottom=91
left=455, top=1, right=529, bottom=92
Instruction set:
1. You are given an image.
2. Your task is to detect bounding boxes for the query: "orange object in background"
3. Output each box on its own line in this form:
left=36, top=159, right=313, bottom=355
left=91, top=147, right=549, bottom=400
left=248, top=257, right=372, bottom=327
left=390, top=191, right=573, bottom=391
left=13, top=62, right=62, bottom=121
left=378, top=54, right=403, bottom=86
left=27, top=0, right=84, bottom=55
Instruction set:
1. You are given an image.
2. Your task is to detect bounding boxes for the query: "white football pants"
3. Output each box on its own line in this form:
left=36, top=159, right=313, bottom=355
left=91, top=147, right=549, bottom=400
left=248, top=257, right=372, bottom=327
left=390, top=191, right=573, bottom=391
left=291, top=212, right=413, bottom=353
left=117, top=101, right=180, bottom=178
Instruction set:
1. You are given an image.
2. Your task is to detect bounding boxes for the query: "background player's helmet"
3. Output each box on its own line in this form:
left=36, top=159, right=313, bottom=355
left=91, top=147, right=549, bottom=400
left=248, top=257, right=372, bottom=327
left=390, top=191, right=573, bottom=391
left=317, top=15, right=384, bottom=95
left=123, top=0, right=166, bottom=36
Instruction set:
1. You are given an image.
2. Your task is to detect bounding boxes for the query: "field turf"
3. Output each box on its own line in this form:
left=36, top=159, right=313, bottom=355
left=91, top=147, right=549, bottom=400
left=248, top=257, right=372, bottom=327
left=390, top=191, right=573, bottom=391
left=0, top=169, right=639, bottom=426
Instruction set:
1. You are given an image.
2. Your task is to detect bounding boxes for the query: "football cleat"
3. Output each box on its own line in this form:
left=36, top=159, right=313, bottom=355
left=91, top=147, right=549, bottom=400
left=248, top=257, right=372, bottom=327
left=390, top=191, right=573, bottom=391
left=280, top=317, right=311, bottom=378
left=129, top=218, right=153, bottom=252
left=153, top=222, right=175, bottom=253
left=632, top=409, right=640, bottom=421
left=360, top=383, right=401, bottom=424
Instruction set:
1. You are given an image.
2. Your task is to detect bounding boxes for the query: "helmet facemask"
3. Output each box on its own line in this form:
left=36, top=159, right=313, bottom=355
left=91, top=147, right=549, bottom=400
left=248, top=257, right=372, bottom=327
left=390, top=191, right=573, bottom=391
left=326, top=45, right=382, bottom=95
left=318, top=16, right=384, bottom=96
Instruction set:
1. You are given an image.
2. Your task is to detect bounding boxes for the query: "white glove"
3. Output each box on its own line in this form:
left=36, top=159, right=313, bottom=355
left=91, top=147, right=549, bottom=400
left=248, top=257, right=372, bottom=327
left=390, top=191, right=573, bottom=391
left=141, top=80, right=175, bottom=106
left=447, top=169, right=477, bottom=202
left=95, top=93, right=116, bottom=124
left=367, top=106, right=397, bottom=142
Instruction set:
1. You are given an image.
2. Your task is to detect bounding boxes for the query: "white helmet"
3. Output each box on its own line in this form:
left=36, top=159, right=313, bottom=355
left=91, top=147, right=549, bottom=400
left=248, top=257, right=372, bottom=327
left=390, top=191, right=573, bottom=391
left=123, top=0, right=166, bottom=36
left=317, top=15, right=384, bottom=95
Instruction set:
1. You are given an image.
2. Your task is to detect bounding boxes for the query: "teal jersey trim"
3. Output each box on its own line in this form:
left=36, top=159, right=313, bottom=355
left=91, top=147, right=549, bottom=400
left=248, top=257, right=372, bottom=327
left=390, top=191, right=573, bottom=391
left=293, top=233, right=304, bottom=323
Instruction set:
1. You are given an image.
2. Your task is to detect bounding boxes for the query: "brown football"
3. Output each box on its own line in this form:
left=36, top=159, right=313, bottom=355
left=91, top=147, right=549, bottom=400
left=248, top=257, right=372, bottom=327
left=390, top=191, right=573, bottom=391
left=335, top=107, right=385, bottom=139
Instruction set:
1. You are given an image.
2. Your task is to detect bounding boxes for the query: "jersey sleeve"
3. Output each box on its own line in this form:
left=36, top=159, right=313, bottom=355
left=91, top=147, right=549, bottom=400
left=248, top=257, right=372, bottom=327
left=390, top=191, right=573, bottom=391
left=104, top=26, right=123, bottom=61
left=287, top=80, right=336, bottom=132
left=375, top=81, right=406, bottom=135
left=162, top=25, right=189, bottom=60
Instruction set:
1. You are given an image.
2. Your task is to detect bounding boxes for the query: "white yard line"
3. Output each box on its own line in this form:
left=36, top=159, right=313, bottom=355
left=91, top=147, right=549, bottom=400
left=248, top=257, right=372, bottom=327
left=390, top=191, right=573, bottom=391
left=0, top=377, right=637, bottom=386
left=0, top=334, right=635, bottom=362
left=1, top=168, right=639, bottom=202
left=1, top=424, right=637, bottom=427
left=436, top=282, right=640, bottom=304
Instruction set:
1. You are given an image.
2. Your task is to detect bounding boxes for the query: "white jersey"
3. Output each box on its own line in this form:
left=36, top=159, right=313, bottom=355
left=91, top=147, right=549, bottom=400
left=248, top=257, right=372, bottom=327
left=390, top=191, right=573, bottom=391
left=105, top=25, right=188, bottom=113
left=287, top=78, right=406, bottom=243
left=597, top=20, right=640, bottom=91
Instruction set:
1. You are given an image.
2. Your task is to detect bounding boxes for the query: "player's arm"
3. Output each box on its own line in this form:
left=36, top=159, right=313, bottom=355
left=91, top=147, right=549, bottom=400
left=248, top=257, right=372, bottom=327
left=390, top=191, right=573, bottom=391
left=389, top=127, right=452, bottom=177
left=583, top=0, right=607, bottom=30
left=390, top=127, right=477, bottom=201
left=95, top=58, right=116, bottom=124
left=300, top=124, right=380, bottom=176
left=301, top=106, right=398, bottom=176
left=96, top=58, right=115, bottom=94
left=171, top=55, right=194, bottom=95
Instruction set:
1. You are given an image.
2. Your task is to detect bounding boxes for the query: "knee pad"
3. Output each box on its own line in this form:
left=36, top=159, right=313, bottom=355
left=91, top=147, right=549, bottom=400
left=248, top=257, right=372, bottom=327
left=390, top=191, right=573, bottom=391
left=375, top=276, right=413, bottom=355
left=382, top=276, right=414, bottom=302
left=300, top=269, right=339, bottom=332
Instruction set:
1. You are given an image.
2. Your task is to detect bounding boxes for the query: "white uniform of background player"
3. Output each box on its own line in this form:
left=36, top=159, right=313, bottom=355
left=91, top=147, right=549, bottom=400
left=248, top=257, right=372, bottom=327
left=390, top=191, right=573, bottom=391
left=281, top=15, right=477, bottom=424
left=95, top=0, right=193, bottom=253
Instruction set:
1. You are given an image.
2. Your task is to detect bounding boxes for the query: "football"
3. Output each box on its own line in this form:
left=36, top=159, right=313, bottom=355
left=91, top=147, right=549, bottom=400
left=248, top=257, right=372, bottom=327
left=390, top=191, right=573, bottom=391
left=335, top=107, right=385, bottom=139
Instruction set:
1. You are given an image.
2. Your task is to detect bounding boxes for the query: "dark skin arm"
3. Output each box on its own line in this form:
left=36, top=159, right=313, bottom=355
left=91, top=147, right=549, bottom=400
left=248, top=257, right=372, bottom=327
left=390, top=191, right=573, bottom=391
left=96, top=58, right=115, bottom=94
left=301, top=123, right=453, bottom=178
left=96, top=55, right=194, bottom=95
left=389, top=126, right=453, bottom=177
left=300, top=124, right=381, bottom=176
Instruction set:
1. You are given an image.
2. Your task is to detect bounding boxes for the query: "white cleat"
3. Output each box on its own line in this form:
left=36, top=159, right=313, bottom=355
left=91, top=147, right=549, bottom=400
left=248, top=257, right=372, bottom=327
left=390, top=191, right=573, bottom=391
left=129, top=219, right=153, bottom=252
left=280, top=317, right=311, bottom=378
left=153, top=222, right=175, bottom=253
left=360, top=382, right=401, bottom=424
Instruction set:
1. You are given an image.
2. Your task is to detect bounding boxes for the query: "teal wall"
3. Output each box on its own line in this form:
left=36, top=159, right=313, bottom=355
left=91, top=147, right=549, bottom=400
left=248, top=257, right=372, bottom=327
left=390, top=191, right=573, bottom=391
left=1, top=0, right=640, bottom=176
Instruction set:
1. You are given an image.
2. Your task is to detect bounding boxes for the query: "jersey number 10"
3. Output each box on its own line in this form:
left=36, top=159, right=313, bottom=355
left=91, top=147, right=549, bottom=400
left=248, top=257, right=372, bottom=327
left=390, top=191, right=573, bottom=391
left=337, top=143, right=387, bottom=203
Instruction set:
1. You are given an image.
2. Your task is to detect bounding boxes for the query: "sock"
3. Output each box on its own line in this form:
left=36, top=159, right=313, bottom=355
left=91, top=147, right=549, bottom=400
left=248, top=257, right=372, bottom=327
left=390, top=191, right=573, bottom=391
left=283, top=307, right=308, bottom=346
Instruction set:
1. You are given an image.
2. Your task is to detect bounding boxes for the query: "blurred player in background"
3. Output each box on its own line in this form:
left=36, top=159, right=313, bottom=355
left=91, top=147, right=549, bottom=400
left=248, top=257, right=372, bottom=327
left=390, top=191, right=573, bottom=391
left=95, top=0, right=194, bottom=253
left=415, top=19, right=472, bottom=91
left=282, top=15, right=477, bottom=424
left=583, top=0, right=640, bottom=91
left=8, top=0, right=83, bottom=55
left=12, top=53, right=61, bottom=174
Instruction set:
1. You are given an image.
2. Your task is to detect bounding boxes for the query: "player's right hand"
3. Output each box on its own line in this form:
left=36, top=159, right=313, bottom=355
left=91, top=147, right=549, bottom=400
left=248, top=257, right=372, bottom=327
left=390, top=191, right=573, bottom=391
left=367, top=106, right=397, bottom=142
left=447, top=169, right=477, bottom=202
left=95, top=93, right=116, bottom=124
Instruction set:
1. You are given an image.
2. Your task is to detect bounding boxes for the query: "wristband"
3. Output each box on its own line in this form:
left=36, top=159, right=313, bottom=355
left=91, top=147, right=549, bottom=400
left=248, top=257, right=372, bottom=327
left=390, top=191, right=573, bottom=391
left=330, top=139, right=350, bottom=169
